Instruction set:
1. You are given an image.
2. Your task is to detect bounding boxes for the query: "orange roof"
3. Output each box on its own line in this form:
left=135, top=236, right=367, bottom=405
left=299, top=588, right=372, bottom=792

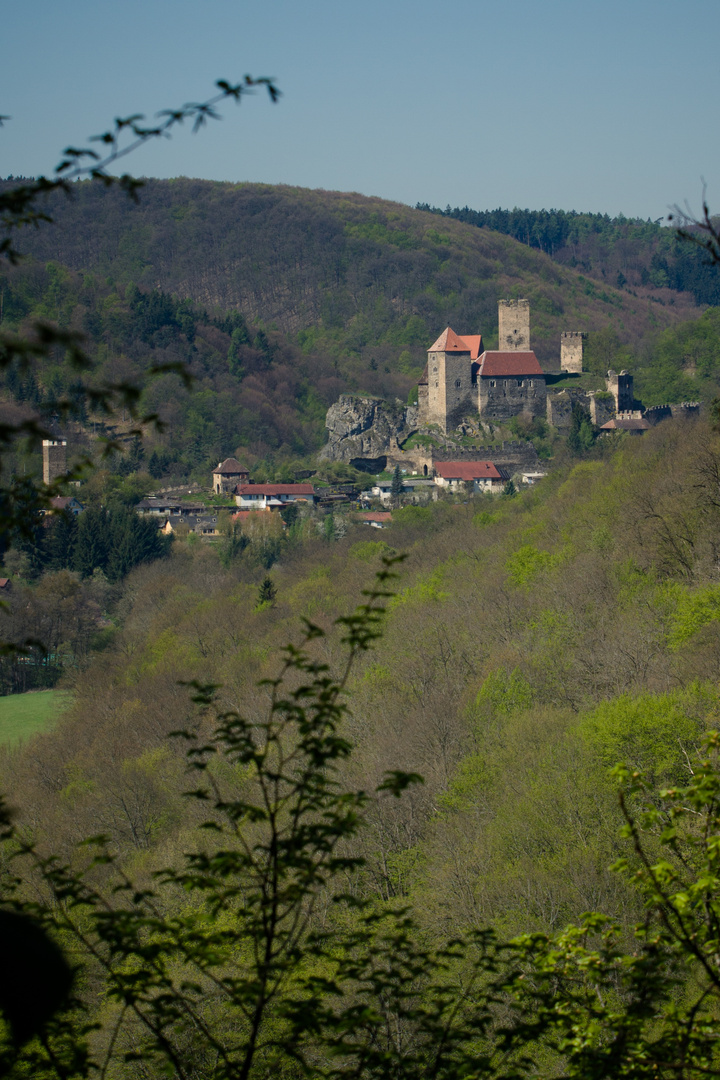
left=428, top=328, right=483, bottom=359
left=356, top=512, right=392, bottom=522
left=435, top=461, right=501, bottom=482
left=429, top=327, right=471, bottom=353
left=459, top=334, right=483, bottom=360
left=478, top=351, right=544, bottom=377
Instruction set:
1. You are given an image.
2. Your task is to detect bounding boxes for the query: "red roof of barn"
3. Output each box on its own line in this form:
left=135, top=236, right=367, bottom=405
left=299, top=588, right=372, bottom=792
left=236, top=484, right=315, bottom=496
left=477, top=351, right=544, bottom=377
left=356, top=512, right=393, bottom=522
left=435, top=461, right=501, bottom=482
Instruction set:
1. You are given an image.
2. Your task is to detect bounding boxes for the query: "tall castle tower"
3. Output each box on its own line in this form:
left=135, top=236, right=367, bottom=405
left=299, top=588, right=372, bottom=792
left=498, top=299, right=530, bottom=351
left=42, top=438, right=67, bottom=485
left=560, top=331, right=587, bottom=374
left=425, top=328, right=475, bottom=434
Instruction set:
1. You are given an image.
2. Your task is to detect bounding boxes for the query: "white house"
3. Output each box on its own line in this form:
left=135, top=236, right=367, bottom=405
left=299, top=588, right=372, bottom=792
left=234, top=483, right=316, bottom=510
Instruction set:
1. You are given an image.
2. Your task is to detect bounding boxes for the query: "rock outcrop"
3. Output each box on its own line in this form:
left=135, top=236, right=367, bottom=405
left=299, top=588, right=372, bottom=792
left=320, top=396, right=418, bottom=466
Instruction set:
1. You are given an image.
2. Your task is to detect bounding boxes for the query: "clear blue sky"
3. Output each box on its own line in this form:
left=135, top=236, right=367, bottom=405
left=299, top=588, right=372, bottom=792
left=3, top=0, right=719, bottom=220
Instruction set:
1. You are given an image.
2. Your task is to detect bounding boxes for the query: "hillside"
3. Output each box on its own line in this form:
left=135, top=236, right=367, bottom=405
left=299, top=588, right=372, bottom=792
left=419, top=203, right=720, bottom=306
left=5, top=417, right=720, bottom=942
left=7, top=180, right=703, bottom=370
left=1, top=180, right=717, bottom=478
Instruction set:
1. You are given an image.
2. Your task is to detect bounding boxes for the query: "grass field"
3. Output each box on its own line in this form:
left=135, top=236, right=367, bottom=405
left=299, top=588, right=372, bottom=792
left=0, top=690, right=73, bottom=747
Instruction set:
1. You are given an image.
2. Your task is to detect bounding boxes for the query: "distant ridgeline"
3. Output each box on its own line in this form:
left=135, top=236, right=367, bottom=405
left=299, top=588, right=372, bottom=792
left=416, top=203, right=720, bottom=307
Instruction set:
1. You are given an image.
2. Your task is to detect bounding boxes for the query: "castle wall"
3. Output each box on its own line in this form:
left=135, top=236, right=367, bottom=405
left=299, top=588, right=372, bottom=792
left=478, top=375, right=546, bottom=422
left=498, top=299, right=530, bottom=351
left=417, top=382, right=428, bottom=423
left=546, top=389, right=615, bottom=433
left=560, top=332, right=586, bottom=373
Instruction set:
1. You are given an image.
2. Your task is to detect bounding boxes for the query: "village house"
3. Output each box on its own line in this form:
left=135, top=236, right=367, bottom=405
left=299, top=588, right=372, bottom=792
left=212, top=458, right=249, bottom=494
left=49, top=496, right=84, bottom=515
left=355, top=512, right=393, bottom=529
left=234, top=483, right=316, bottom=510
left=433, top=461, right=504, bottom=493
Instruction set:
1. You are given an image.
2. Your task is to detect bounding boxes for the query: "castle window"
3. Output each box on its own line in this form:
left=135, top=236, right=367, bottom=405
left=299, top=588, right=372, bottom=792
left=455, top=379, right=461, bottom=389
left=490, top=380, right=496, bottom=387
left=517, top=379, right=523, bottom=387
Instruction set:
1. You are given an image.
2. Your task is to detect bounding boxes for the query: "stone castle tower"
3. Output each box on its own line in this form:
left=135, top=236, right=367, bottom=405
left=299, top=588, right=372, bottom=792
left=560, top=332, right=587, bottom=374
left=498, top=299, right=530, bottom=351
left=606, top=370, right=634, bottom=412
left=425, top=328, right=476, bottom=434
left=42, top=438, right=67, bottom=485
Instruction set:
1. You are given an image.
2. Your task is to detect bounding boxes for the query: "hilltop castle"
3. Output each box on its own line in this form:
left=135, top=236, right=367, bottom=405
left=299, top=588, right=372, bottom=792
left=418, top=300, right=547, bottom=433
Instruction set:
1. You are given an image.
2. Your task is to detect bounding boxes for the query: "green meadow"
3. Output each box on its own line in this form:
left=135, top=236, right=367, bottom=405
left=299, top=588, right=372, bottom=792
left=0, top=690, right=72, bottom=746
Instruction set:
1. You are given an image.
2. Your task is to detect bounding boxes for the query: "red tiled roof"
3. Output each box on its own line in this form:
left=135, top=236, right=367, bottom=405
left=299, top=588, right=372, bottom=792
left=214, top=457, right=248, bottom=474
left=231, top=510, right=271, bottom=522
left=459, top=334, right=483, bottom=360
left=477, top=351, right=544, bottom=377
left=236, top=484, right=315, bottom=496
left=428, top=328, right=483, bottom=359
left=356, top=512, right=392, bottom=522
left=0, top=579, right=10, bottom=588
left=429, top=327, right=471, bottom=353
left=435, top=461, right=501, bottom=482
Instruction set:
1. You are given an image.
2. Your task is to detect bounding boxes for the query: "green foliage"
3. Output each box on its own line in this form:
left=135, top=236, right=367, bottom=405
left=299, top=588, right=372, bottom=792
left=505, top=543, right=558, bottom=587
left=475, top=667, right=534, bottom=718
left=348, top=540, right=396, bottom=563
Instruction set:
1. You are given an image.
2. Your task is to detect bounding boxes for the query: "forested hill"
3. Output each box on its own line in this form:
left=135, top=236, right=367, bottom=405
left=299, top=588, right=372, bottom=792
left=6, top=179, right=702, bottom=377
left=417, top=202, right=720, bottom=306
left=2, top=179, right=717, bottom=475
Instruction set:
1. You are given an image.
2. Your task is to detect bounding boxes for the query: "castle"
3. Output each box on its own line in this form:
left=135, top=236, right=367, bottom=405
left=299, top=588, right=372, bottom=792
left=417, top=300, right=547, bottom=433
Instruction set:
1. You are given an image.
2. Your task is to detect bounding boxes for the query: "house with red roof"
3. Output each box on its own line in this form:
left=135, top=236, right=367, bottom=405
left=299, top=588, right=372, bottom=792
left=417, top=300, right=546, bottom=432
left=433, top=461, right=503, bottom=493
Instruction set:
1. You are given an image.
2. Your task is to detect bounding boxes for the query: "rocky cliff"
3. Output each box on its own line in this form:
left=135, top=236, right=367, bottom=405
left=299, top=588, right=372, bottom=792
left=320, top=396, right=418, bottom=466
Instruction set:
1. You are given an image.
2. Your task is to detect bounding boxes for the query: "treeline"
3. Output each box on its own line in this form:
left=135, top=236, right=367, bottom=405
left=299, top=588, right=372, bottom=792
left=417, top=202, right=720, bottom=305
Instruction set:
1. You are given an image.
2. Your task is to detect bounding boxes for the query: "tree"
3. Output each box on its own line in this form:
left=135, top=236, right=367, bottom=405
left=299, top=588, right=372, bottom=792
left=256, top=574, right=277, bottom=607
left=391, top=463, right=403, bottom=506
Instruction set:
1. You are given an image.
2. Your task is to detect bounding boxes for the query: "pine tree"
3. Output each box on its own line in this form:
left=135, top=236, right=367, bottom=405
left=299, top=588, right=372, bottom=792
left=257, top=576, right=277, bottom=607
left=391, top=464, right=403, bottom=505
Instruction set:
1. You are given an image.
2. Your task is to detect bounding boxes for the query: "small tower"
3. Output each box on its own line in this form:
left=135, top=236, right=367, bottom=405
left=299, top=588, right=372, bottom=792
left=42, top=439, right=67, bottom=485
left=560, top=331, right=586, bottom=374
left=606, top=369, right=634, bottom=412
left=498, top=299, right=530, bottom=351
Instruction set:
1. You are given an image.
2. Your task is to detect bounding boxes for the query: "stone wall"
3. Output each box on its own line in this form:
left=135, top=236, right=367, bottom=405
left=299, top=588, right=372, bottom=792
left=478, top=375, right=546, bottom=422
left=546, top=389, right=615, bottom=433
